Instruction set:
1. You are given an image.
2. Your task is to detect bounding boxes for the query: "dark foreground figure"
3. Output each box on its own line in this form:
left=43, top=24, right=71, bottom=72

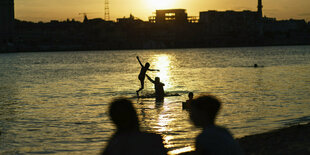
left=189, top=95, right=243, bottom=155
left=102, top=98, right=167, bottom=155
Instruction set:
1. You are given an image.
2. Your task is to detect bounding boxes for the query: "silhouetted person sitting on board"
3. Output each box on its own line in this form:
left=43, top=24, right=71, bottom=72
left=102, top=98, right=167, bottom=155
left=189, top=95, right=243, bottom=155
left=146, top=74, right=165, bottom=100
left=136, top=56, right=159, bottom=97
left=182, top=92, right=193, bottom=110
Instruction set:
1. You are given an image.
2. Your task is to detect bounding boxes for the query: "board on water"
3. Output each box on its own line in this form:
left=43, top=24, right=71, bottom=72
left=132, top=93, right=180, bottom=99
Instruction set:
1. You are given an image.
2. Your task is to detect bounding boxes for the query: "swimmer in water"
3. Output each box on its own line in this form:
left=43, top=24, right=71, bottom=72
left=183, top=92, right=193, bottom=110
left=146, top=74, right=165, bottom=100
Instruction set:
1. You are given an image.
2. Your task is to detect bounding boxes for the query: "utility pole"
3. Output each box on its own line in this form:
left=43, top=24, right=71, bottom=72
left=105, top=0, right=110, bottom=21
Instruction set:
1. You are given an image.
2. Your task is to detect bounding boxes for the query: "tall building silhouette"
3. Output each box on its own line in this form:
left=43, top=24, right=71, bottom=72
left=0, top=0, right=14, bottom=43
left=257, top=0, right=263, bottom=18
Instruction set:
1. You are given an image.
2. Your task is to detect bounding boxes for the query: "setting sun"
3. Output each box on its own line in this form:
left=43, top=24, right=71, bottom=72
left=147, top=0, right=176, bottom=10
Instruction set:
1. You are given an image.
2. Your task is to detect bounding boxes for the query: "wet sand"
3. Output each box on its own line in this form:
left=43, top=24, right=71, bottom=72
left=237, top=123, right=310, bottom=154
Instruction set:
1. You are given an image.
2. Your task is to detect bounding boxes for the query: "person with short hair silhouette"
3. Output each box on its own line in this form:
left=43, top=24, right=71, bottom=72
left=183, top=92, right=193, bottom=110
left=136, top=56, right=159, bottom=96
left=102, top=98, right=167, bottom=155
left=146, top=74, right=165, bottom=100
left=189, top=95, right=243, bottom=155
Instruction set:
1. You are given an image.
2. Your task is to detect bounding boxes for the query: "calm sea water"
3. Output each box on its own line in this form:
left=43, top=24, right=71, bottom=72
left=1, top=46, right=310, bottom=154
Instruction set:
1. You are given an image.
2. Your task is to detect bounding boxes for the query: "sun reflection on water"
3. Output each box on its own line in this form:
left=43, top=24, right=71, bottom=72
left=151, top=96, right=197, bottom=154
left=152, top=54, right=172, bottom=89
left=168, top=146, right=194, bottom=155
left=156, top=102, right=173, bottom=132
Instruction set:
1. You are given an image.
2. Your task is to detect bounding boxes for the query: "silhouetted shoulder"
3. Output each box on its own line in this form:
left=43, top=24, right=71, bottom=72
left=196, top=126, right=243, bottom=155
left=103, top=131, right=167, bottom=155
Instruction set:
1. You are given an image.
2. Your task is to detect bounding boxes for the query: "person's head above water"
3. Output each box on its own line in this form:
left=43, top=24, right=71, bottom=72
left=109, top=98, right=140, bottom=132
left=190, top=95, right=221, bottom=127
left=188, top=92, right=194, bottom=99
left=145, top=62, right=150, bottom=68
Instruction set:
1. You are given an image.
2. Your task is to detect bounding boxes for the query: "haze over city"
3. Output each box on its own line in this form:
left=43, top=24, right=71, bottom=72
left=15, top=0, right=310, bottom=22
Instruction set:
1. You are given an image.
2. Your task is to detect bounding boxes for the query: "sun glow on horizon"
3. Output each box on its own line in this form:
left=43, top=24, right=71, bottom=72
left=146, top=0, right=176, bottom=10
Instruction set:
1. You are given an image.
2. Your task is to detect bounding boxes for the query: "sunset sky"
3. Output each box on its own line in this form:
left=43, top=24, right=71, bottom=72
left=15, top=0, right=310, bottom=22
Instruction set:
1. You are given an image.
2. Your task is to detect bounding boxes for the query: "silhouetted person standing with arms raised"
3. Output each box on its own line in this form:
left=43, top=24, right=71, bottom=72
left=189, top=95, right=243, bottom=155
left=146, top=74, right=165, bottom=101
left=136, top=56, right=159, bottom=97
left=102, top=98, right=167, bottom=155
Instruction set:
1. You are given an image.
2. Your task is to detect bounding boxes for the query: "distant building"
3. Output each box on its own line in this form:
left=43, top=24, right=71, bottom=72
left=263, top=19, right=308, bottom=32
left=257, top=0, right=263, bottom=18
left=117, top=14, right=143, bottom=24
left=200, top=0, right=262, bottom=24
left=149, top=9, right=188, bottom=24
left=199, top=10, right=260, bottom=25
left=199, top=10, right=261, bottom=36
left=199, top=0, right=263, bottom=36
left=0, top=0, right=14, bottom=43
left=83, top=15, right=88, bottom=23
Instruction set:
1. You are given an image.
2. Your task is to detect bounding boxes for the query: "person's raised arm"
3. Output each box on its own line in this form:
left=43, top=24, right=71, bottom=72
left=136, top=56, right=143, bottom=67
left=146, top=74, right=155, bottom=84
left=148, top=68, right=160, bottom=72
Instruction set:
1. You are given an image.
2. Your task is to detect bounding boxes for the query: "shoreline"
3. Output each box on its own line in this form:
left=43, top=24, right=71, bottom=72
left=179, top=123, right=310, bottom=154
left=1, top=44, right=310, bottom=54
left=237, top=122, right=310, bottom=154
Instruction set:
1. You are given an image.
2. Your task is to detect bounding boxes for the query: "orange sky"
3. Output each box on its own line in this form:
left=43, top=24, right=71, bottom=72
left=15, top=0, right=310, bottom=22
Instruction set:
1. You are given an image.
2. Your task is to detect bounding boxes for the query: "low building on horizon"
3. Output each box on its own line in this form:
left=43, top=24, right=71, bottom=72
left=149, top=9, right=189, bottom=24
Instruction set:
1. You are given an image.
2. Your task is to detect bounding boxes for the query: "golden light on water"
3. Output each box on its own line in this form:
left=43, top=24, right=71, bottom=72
left=168, top=146, right=194, bottom=155
left=152, top=97, right=196, bottom=154
left=156, top=101, right=176, bottom=151
left=155, top=101, right=174, bottom=132
left=152, top=54, right=172, bottom=89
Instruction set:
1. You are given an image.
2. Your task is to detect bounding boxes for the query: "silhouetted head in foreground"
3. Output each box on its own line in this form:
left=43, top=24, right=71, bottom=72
left=104, top=98, right=168, bottom=155
left=190, top=95, right=221, bottom=127
left=254, top=64, right=258, bottom=67
left=190, top=95, right=243, bottom=155
left=109, top=98, right=139, bottom=132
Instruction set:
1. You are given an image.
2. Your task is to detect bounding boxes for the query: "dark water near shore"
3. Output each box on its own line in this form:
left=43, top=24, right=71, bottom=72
left=1, top=46, right=310, bottom=154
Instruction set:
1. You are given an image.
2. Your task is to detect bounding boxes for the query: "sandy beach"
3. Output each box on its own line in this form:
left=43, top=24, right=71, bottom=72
left=237, top=123, right=310, bottom=154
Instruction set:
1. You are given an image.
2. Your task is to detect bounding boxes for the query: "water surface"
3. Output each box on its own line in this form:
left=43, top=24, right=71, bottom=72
left=1, top=46, right=310, bottom=154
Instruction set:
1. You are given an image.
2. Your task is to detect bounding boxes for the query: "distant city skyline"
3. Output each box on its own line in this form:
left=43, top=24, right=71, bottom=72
left=15, top=0, right=310, bottom=22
